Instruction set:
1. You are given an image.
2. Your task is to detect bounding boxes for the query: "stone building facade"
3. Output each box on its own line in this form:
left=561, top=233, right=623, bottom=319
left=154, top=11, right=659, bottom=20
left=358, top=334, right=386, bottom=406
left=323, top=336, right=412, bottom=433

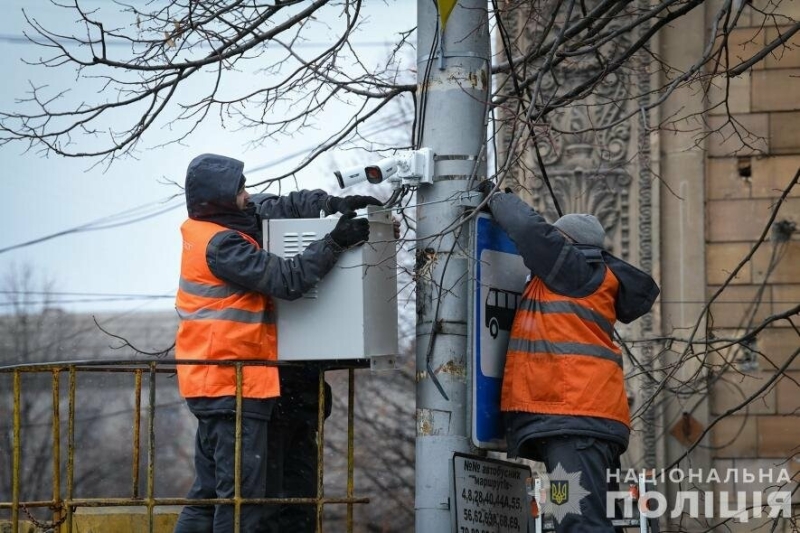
left=699, top=0, right=800, bottom=525
left=496, top=0, right=799, bottom=528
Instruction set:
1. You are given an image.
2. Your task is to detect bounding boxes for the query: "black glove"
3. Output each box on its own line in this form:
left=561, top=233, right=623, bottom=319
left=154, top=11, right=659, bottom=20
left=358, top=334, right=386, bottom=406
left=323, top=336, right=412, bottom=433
left=329, top=212, right=370, bottom=249
left=476, top=181, right=514, bottom=200
left=476, top=180, right=497, bottom=198
left=326, top=195, right=383, bottom=215
left=475, top=180, right=497, bottom=212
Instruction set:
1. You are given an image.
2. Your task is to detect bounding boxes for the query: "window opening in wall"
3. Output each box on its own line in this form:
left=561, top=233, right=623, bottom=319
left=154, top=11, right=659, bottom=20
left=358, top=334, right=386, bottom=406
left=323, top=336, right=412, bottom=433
left=736, top=157, right=752, bottom=181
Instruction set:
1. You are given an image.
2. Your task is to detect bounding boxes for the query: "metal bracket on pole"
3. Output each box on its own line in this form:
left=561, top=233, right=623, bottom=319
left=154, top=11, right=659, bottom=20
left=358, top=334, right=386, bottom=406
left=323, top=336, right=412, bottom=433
left=396, top=147, right=435, bottom=185
left=457, top=190, right=482, bottom=208
left=418, top=51, right=489, bottom=63
left=370, top=355, right=398, bottom=371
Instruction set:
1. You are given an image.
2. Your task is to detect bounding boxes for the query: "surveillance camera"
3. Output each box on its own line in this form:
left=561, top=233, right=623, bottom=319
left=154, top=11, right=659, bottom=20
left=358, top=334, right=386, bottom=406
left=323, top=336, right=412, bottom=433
left=335, top=166, right=369, bottom=189
left=365, top=157, right=398, bottom=184
left=334, top=157, right=398, bottom=189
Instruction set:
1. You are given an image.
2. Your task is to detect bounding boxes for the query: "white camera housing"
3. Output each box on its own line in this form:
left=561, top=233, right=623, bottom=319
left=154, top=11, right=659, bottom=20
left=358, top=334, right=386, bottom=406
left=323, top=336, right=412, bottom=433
left=335, top=165, right=379, bottom=189
left=365, top=157, right=398, bottom=184
left=334, top=148, right=434, bottom=189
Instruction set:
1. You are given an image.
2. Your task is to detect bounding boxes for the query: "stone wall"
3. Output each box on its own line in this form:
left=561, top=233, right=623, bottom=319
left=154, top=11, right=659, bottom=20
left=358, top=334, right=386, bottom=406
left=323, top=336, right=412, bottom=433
left=702, top=0, right=800, bottom=515
left=494, top=0, right=799, bottom=527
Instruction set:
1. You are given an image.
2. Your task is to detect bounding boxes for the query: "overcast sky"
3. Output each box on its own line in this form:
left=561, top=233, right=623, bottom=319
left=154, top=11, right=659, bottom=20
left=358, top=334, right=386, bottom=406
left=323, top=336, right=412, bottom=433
left=0, top=0, right=416, bottom=315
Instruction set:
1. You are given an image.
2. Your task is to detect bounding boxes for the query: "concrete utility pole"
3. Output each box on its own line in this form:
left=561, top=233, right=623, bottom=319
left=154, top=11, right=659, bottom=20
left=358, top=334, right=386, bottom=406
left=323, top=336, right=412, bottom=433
left=415, top=1, right=490, bottom=531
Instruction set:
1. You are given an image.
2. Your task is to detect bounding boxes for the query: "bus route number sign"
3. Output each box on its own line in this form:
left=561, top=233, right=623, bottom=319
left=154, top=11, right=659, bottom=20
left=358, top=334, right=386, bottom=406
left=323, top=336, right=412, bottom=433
left=452, top=452, right=531, bottom=533
left=471, top=213, right=528, bottom=450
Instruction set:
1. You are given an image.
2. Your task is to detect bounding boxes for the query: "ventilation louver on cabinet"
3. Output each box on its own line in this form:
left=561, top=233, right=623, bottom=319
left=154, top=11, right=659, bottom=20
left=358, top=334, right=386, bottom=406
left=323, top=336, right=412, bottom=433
left=282, top=231, right=320, bottom=299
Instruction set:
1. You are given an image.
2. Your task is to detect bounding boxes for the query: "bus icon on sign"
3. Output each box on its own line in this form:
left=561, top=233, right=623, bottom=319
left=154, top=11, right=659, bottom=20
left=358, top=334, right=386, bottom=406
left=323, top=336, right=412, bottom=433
left=484, top=287, right=521, bottom=339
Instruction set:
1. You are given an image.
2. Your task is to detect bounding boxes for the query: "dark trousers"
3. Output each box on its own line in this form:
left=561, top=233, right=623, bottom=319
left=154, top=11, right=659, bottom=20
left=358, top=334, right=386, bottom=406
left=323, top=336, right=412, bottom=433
left=264, top=371, right=330, bottom=533
left=174, top=414, right=276, bottom=533
left=523, top=436, right=620, bottom=533
left=265, top=416, right=320, bottom=532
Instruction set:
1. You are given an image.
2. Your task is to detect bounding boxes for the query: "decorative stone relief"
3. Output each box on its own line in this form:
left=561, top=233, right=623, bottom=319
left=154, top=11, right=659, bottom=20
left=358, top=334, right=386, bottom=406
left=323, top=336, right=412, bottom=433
left=498, top=2, right=642, bottom=262
left=496, top=0, right=659, bottom=468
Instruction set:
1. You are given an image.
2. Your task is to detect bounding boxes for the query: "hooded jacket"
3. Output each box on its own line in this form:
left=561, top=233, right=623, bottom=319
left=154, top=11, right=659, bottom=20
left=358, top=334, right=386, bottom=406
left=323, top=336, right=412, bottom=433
left=486, top=192, right=659, bottom=456
left=175, top=153, right=343, bottom=419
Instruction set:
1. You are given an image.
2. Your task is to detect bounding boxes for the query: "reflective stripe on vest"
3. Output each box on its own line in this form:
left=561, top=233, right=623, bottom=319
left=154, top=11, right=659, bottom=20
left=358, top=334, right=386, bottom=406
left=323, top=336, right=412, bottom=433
left=179, top=277, right=249, bottom=299
left=176, top=305, right=274, bottom=324
left=505, top=338, right=622, bottom=366
left=500, top=266, right=631, bottom=427
left=174, top=219, right=279, bottom=400
left=515, top=299, right=615, bottom=339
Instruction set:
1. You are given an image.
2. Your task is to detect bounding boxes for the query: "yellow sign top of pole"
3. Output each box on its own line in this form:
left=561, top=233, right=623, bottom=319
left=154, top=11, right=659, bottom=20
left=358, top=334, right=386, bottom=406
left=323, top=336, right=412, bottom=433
left=437, top=0, right=458, bottom=29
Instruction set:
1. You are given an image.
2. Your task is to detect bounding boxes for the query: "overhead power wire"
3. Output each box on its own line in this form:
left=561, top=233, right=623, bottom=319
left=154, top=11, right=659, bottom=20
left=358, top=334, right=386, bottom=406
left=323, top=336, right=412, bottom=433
left=0, top=33, right=402, bottom=49
left=0, top=196, right=183, bottom=255
left=0, top=290, right=172, bottom=297
left=245, top=111, right=410, bottom=175
left=0, top=115, right=411, bottom=256
left=0, top=296, right=174, bottom=307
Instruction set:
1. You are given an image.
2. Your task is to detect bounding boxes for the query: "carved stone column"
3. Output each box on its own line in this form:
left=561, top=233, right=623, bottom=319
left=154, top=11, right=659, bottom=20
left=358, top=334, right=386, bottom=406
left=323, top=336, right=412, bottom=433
left=494, top=0, right=661, bottom=472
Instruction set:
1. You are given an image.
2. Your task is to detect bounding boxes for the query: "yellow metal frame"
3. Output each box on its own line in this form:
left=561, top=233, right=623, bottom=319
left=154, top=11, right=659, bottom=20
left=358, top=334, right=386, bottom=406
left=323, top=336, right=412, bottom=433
left=0, top=359, right=369, bottom=533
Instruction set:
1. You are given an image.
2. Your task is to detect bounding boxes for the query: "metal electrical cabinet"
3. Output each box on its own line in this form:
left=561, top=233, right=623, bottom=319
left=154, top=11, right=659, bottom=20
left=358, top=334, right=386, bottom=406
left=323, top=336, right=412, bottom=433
left=264, top=207, right=399, bottom=363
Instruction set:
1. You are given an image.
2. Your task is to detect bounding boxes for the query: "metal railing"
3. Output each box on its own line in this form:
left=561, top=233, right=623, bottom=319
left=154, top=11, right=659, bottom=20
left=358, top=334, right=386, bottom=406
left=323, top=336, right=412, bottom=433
left=0, top=358, right=369, bottom=533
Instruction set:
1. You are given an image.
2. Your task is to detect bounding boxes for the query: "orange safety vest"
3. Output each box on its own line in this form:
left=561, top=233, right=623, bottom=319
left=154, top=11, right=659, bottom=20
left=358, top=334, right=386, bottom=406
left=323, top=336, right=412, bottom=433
left=500, top=266, right=630, bottom=427
left=175, top=219, right=279, bottom=399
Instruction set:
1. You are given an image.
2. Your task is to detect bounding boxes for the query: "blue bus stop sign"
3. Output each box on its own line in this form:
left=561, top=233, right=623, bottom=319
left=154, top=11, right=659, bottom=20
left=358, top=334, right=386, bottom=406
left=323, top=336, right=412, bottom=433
left=471, top=213, right=528, bottom=450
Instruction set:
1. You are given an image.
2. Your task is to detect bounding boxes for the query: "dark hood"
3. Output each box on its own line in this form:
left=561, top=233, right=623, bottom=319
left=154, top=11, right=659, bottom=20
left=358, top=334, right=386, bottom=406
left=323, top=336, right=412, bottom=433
left=185, top=153, right=245, bottom=218
left=184, top=153, right=260, bottom=240
left=602, top=251, right=660, bottom=324
left=573, top=245, right=660, bottom=324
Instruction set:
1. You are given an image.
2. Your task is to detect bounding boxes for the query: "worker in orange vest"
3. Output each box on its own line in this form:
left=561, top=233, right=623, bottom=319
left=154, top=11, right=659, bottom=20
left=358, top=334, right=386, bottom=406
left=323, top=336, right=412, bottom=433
left=478, top=182, right=659, bottom=533
left=173, top=153, right=381, bottom=533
